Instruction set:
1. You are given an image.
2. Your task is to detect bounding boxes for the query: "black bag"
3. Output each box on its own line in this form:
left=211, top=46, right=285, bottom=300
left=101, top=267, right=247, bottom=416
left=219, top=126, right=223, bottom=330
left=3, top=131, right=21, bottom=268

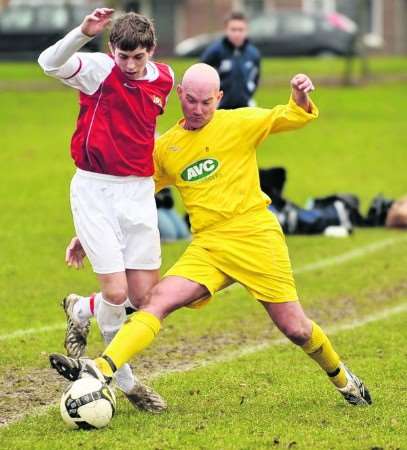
left=259, top=167, right=287, bottom=210
left=155, top=188, right=174, bottom=209
left=365, top=195, right=394, bottom=226
left=311, top=194, right=364, bottom=226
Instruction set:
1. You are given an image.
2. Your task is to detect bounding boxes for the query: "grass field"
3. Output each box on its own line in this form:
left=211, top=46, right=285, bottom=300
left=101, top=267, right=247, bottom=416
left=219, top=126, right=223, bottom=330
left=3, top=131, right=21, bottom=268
left=1, top=56, right=407, bottom=82
left=0, top=58, right=406, bottom=449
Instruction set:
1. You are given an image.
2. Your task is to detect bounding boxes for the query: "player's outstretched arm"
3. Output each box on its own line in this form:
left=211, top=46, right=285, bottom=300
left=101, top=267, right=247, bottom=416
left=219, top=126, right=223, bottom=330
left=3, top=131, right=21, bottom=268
left=38, top=8, right=114, bottom=81
left=65, top=236, right=86, bottom=269
left=290, top=73, right=315, bottom=113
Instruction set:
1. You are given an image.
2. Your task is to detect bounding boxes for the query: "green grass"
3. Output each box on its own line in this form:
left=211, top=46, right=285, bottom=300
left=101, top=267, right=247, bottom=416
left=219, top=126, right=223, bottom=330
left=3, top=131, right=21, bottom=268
left=1, top=56, right=406, bottom=83
left=1, top=311, right=406, bottom=450
left=0, top=60, right=406, bottom=447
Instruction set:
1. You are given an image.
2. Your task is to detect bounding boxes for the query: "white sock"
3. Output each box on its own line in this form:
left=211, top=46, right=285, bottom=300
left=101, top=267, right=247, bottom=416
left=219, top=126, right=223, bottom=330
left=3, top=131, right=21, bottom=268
left=95, top=293, right=126, bottom=341
left=72, top=296, right=93, bottom=325
left=91, top=294, right=134, bottom=319
left=95, top=293, right=137, bottom=392
left=124, top=298, right=134, bottom=308
left=115, top=363, right=138, bottom=393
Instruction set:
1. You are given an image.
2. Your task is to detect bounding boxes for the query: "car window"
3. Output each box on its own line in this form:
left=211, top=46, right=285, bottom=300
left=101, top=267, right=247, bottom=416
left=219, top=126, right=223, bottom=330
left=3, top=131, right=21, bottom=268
left=281, top=15, right=316, bottom=35
left=37, top=6, right=69, bottom=30
left=249, top=15, right=278, bottom=38
left=0, top=6, right=35, bottom=31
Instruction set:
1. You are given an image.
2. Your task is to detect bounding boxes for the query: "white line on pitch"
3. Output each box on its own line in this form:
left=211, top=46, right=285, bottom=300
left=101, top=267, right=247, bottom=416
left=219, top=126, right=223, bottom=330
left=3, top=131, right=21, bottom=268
left=294, top=236, right=407, bottom=275
left=2, top=301, right=405, bottom=429
left=149, top=302, right=407, bottom=378
left=1, top=235, right=406, bottom=342
left=0, top=323, right=66, bottom=341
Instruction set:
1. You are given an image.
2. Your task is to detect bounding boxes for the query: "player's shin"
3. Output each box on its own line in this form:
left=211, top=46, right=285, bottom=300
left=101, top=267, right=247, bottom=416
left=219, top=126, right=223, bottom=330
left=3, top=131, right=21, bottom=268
left=301, top=321, right=347, bottom=388
left=94, top=310, right=161, bottom=378
left=95, top=293, right=126, bottom=342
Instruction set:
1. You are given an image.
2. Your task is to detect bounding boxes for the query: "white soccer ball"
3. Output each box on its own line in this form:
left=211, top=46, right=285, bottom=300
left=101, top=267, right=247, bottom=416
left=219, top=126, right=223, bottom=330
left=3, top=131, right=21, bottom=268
left=60, top=376, right=116, bottom=430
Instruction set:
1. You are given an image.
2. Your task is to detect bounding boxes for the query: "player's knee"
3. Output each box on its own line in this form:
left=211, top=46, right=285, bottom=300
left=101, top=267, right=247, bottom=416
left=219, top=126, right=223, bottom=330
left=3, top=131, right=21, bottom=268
left=281, top=321, right=311, bottom=346
left=142, top=285, right=176, bottom=319
left=103, top=286, right=128, bottom=305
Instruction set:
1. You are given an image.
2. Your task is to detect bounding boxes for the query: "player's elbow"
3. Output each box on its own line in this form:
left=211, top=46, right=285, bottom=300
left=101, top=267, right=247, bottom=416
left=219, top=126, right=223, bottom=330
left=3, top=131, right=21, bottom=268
left=37, top=51, right=57, bottom=76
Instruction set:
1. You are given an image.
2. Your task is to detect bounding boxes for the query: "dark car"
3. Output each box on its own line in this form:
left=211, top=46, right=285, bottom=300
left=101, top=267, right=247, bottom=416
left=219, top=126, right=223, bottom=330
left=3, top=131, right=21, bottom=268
left=0, top=4, right=102, bottom=60
left=175, top=10, right=357, bottom=57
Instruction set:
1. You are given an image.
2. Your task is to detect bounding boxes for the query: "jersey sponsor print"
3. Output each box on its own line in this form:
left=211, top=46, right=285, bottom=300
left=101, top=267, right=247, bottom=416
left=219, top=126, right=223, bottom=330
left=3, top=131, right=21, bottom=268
left=181, top=158, right=220, bottom=182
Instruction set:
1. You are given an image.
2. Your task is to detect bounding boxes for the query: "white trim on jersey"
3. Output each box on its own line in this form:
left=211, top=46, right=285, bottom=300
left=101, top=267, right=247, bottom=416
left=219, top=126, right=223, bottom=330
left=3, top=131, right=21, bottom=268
left=138, top=61, right=159, bottom=82
left=164, top=66, right=176, bottom=105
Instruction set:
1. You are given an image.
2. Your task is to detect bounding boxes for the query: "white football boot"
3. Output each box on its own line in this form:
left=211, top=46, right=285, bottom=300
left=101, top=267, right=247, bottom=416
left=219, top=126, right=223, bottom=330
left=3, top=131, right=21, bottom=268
left=62, top=294, right=90, bottom=358
left=337, top=364, right=372, bottom=406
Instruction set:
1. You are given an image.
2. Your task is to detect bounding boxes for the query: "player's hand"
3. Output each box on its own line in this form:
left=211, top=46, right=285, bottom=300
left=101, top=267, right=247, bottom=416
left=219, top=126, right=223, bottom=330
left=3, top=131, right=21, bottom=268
left=290, top=74, right=315, bottom=94
left=291, top=74, right=314, bottom=112
left=65, top=236, right=86, bottom=269
left=81, top=8, right=114, bottom=37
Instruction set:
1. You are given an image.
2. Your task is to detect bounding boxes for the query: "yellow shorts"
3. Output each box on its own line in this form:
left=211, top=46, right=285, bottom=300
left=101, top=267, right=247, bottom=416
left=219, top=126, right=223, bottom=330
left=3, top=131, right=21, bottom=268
left=165, top=208, right=298, bottom=307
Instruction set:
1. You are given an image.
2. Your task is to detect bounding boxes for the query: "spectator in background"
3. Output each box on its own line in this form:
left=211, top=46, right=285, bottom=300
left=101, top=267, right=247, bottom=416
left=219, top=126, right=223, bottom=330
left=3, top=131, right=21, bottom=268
left=156, top=188, right=190, bottom=242
left=201, top=11, right=260, bottom=109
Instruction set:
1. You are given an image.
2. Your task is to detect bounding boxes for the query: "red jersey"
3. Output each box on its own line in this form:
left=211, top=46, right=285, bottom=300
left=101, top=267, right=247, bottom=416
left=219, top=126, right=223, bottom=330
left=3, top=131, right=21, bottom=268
left=38, top=28, right=174, bottom=177
left=71, top=58, right=173, bottom=176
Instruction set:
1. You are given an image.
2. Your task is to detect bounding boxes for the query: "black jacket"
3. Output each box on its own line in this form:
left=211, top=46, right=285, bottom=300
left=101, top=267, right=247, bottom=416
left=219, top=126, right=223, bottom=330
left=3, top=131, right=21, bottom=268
left=201, top=37, right=261, bottom=109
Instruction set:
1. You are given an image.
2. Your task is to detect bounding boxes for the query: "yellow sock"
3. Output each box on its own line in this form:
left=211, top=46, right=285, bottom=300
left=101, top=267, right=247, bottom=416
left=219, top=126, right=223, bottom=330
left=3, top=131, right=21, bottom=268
left=302, top=321, right=347, bottom=388
left=94, top=311, right=161, bottom=377
left=95, top=356, right=114, bottom=378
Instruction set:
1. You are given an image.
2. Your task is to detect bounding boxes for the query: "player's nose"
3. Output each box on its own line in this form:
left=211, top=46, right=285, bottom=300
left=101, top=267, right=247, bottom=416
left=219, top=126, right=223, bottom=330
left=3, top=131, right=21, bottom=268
left=127, top=59, right=136, bottom=70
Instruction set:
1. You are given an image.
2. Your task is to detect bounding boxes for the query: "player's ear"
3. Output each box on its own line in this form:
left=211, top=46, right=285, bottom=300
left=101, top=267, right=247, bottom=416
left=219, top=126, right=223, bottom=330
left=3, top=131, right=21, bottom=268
left=217, top=90, right=223, bottom=104
left=176, top=84, right=183, bottom=97
left=108, top=42, right=114, bottom=54
left=148, top=46, right=156, bottom=58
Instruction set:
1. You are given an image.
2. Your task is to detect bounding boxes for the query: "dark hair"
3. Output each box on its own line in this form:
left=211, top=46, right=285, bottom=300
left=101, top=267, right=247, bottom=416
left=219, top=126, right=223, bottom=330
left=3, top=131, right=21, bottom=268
left=109, top=12, right=156, bottom=51
left=224, top=11, right=247, bottom=25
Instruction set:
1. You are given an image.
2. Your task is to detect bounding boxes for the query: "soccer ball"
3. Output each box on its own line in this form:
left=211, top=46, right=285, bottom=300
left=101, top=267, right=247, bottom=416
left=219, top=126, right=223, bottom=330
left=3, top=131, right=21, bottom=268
left=60, top=376, right=116, bottom=430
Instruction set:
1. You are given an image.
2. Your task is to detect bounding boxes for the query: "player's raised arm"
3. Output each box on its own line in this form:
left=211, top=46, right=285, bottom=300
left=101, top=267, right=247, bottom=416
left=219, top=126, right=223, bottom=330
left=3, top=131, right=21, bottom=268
left=290, top=73, right=315, bottom=113
left=38, top=8, right=114, bottom=85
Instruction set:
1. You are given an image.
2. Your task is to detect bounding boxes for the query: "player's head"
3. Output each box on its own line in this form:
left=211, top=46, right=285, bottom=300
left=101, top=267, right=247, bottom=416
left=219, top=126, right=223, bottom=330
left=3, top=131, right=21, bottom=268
left=224, top=11, right=248, bottom=48
left=108, top=12, right=156, bottom=80
left=177, top=63, right=223, bottom=130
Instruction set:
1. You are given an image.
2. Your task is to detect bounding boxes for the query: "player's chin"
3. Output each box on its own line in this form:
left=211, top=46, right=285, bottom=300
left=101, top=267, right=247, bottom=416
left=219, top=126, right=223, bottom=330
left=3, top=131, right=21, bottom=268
left=191, top=117, right=207, bottom=128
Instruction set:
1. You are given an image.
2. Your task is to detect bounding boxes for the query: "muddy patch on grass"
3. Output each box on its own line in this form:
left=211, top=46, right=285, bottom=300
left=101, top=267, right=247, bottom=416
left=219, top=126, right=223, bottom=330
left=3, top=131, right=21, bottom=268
left=0, top=331, right=262, bottom=428
left=0, top=368, right=64, bottom=427
left=1, top=281, right=406, bottom=428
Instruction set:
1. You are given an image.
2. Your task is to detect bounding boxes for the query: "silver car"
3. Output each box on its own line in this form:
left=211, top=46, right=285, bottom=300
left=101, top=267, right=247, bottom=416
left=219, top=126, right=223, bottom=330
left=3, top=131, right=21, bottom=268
left=176, top=10, right=358, bottom=58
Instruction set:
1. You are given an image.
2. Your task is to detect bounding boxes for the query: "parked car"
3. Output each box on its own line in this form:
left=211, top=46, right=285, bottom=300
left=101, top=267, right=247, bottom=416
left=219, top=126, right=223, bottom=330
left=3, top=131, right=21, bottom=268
left=175, top=10, right=357, bottom=58
left=0, top=4, right=102, bottom=60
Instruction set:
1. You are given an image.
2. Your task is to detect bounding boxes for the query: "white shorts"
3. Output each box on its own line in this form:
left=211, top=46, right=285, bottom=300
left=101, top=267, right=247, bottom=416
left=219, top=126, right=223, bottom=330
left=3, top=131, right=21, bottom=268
left=70, top=169, right=161, bottom=274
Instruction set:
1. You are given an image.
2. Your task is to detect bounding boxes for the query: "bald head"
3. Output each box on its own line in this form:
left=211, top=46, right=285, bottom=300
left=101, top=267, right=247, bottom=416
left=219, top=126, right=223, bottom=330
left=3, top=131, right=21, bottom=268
left=181, top=63, right=220, bottom=92
left=177, top=63, right=223, bottom=130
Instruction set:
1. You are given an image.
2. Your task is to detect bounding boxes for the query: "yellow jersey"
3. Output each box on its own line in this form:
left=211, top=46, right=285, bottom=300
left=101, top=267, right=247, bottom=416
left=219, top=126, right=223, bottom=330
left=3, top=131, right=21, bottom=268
left=154, top=96, right=318, bottom=234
